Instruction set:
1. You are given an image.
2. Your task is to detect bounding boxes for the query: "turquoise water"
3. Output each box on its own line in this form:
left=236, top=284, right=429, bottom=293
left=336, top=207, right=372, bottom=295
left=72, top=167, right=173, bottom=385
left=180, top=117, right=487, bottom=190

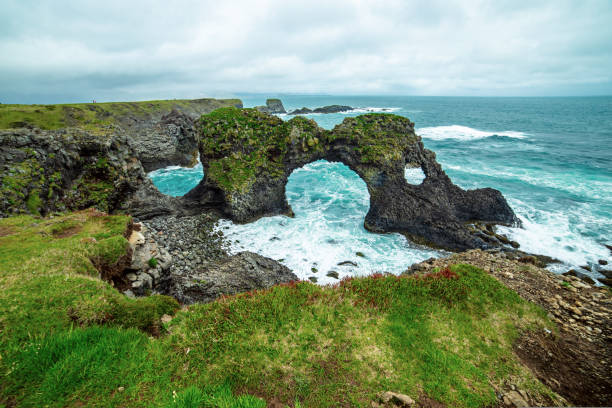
left=150, top=96, right=612, bottom=281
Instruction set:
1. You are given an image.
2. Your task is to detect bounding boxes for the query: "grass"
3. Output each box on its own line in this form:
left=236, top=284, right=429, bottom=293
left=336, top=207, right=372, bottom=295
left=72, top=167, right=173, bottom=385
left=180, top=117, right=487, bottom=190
left=0, top=98, right=241, bottom=131
left=0, top=212, right=558, bottom=407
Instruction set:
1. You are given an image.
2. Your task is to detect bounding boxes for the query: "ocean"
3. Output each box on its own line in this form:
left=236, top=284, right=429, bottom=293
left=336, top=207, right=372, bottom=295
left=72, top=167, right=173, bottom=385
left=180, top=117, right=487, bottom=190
left=149, top=95, right=612, bottom=284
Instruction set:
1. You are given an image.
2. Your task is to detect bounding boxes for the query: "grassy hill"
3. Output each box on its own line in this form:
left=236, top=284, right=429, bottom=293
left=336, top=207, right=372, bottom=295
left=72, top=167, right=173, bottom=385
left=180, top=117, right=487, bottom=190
left=0, top=211, right=561, bottom=407
left=0, top=98, right=242, bottom=131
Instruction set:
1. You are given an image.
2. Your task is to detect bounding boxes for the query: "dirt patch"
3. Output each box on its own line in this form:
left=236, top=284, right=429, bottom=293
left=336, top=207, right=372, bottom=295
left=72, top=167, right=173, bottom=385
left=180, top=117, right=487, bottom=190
left=0, top=225, right=15, bottom=237
left=417, top=394, right=446, bottom=408
left=52, top=225, right=82, bottom=238
left=514, top=328, right=612, bottom=406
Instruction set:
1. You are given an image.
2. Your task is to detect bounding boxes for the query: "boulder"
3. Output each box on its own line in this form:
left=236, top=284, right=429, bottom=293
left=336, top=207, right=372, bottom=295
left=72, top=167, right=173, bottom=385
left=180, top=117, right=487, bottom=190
left=379, top=391, right=415, bottom=406
left=166, top=251, right=297, bottom=304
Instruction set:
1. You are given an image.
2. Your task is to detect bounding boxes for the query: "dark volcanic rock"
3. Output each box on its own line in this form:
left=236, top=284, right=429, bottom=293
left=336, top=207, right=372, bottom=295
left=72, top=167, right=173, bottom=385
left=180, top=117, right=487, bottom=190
left=0, top=98, right=243, bottom=219
left=288, top=105, right=354, bottom=115
left=313, top=105, right=353, bottom=113
left=166, top=251, right=297, bottom=304
left=288, top=107, right=313, bottom=115
left=255, top=98, right=286, bottom=114
left=189, top=108, right=519, bottom=251
left=0, top=126, right=174, bottom=218
left=132, top=109, right=200, bottom=172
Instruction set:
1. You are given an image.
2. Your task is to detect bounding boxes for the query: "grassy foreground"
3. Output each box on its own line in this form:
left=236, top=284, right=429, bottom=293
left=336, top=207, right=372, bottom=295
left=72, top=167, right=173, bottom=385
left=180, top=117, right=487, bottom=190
left=0, top=211, right=558, bottom=407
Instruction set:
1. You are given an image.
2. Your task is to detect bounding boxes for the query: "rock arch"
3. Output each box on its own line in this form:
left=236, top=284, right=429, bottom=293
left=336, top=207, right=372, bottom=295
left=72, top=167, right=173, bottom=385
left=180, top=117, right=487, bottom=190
left=184, top=108, right=518, bottom=251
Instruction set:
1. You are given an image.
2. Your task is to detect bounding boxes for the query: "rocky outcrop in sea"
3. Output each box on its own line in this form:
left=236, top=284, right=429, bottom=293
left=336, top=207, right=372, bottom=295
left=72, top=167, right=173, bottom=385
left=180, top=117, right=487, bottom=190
left=288, top=104, right=354, bottom=115
left=188, top=107, right=519, bottom=251
left=255, top=98, right=286, bottom=114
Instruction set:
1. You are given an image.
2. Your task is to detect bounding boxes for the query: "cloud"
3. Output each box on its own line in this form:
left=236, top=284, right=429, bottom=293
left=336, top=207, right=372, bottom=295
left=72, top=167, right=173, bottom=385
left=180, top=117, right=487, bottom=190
left=1, top=0, right=611, bottom=103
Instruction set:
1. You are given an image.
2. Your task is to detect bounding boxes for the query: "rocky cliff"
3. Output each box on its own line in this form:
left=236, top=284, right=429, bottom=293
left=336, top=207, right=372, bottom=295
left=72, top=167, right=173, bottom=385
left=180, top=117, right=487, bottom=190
left=187, top=107, right=519, bottom=251
left=0, top=98, right=241, bottom=218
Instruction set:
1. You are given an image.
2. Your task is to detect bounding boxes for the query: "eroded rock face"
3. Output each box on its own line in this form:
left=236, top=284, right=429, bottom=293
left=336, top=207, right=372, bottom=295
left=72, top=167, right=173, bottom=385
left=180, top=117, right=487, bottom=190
left=0, top=98, right=243, bottom=219
left=188, top=107, right=519, bottom=251
left=165, top=251, right=298, bottom=304
left=255, top=98, right=286, bottom=114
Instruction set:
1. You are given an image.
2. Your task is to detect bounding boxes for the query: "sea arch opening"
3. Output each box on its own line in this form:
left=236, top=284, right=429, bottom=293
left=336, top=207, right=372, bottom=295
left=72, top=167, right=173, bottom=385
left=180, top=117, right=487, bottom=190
left=147, top=161, right=205, bottom=197
left=219, top=159, right=441, bottom=284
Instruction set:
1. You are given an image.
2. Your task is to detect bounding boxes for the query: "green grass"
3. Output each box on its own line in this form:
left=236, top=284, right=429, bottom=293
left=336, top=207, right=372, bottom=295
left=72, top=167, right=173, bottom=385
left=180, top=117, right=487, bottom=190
left=0, top=98, right=241, bottom=131
left=0, top=212, right=558, bottom=407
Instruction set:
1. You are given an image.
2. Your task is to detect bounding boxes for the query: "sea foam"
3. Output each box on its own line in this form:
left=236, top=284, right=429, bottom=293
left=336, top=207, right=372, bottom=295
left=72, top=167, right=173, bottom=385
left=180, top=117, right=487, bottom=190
left=417, top=125, right=528, bottom=141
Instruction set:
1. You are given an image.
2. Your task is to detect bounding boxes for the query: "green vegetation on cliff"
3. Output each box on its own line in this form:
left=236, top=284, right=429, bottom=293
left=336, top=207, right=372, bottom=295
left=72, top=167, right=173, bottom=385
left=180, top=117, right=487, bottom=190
left=198, top=108, right=418, bottom=193
left=0, top=210, right=560, bottom=407
left=199, top=107, right=321, bottom=192
left=0, top=98, right=241, bottom=131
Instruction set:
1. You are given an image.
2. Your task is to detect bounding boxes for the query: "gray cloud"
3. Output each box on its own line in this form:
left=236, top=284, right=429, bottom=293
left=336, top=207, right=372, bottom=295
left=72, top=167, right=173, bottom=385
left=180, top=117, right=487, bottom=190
left=1, top=0, right=611, bottom=103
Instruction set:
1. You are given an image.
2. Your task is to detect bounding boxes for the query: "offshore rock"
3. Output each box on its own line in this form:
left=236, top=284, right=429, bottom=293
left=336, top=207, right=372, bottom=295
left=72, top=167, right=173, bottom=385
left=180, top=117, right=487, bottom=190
left=255, top=98, right=286, bottom=114
left=288, top=104, right=354, bottom=115
left=189, top=107, right=519, bottom=251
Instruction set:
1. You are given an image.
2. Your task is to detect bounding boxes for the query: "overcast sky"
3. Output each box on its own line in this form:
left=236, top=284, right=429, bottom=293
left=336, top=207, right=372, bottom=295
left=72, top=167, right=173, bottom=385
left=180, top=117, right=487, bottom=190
left=1, top=0, right=611, bottom=103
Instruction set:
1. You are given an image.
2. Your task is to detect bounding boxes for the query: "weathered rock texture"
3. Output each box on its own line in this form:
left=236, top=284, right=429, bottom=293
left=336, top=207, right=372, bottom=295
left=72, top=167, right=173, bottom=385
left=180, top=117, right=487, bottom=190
left=188, top=107, right=519, bottom=251
left=288, top=104, right=354, bottom=115
left=0, top=99, right=241, bottom=219
left=165, top=251, right=297, bottom=304
left=255, top=98, right=286, bottom=114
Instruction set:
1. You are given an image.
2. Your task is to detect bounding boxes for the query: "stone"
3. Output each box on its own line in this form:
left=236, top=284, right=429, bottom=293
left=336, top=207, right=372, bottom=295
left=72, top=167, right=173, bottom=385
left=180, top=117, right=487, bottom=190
left=308, top=276, right=318, bottom=283
left=503, top=390, right=529, bottom=407
left=597, top=277, right=612, bottom=286
left=581, top=265, right=592, bottom=272
left=599, top=259, right=608, bottom=265
left=128, top=231, right=145, bottom=246
left=326, top=271, right=340, bottom=279
left=165, top=251, right=297, bottom=304
left=380, top=391, right=415, bottom=406
left=600, top=269, right=612, bottom=279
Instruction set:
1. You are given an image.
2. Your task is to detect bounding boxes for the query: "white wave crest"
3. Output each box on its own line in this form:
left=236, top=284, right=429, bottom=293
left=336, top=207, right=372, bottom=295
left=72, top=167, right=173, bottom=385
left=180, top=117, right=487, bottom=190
left=417, top=125, right=528, bottom=141
left=345, top=107, right=400, bottom=114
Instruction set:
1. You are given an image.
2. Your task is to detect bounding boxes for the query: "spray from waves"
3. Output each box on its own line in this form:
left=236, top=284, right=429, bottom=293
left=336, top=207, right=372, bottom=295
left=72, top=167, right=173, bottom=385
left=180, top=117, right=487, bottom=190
left=444, top=163, right=612, bottom=202
left=344, top=107, right=401, bottom=114
left=217, top=160, right=442, bottom=285
left=277, top=107, right=400, bottom=117
left=417, top=125, right=528, bottom=141
left=497, top=198, right=611, bottom=276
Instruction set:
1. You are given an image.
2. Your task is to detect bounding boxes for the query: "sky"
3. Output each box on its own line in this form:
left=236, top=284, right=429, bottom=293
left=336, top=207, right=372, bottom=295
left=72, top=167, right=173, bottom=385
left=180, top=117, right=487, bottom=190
left=1, top=0, right=612, bottom=103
